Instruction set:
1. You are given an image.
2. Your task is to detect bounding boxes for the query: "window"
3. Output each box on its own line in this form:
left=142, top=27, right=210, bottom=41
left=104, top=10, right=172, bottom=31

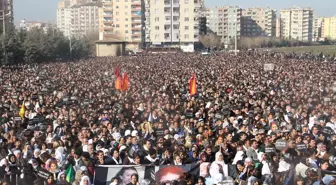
left=125, top=30, right=128, bottom=33
left=125, top=18, right=128, bottom=21
left=155, top=17, right=159, bottom=21
left=184, top=8, right=189, bottom=13
left=155, top=34, right=159, bottom=39
left=155, top=26, right=159, bottom=30
left=184, top=0, right=189, bottom=3
left=184, top=34, right=189, bottom=39
left=185, top=26, right=189, bottom=30
left=125, top=24, right=128, bottom=27
left=116, top=18, right=119, bottom=21
left=154, top=0, right=159, bottom=4
left=155, top=9, right=159, bottom=14
left=116, top=11, right=119, bottom=15
left=125, top=12, right=128, bottom=15
left=184, top=17, right=189, bottom=21
left=116, top=24, right=120, bottom=28
left=116, top=6, right=119, bottom=9
left=125, top=37, right=128, bottom=40
left=125, top=5, right=128, bottom=8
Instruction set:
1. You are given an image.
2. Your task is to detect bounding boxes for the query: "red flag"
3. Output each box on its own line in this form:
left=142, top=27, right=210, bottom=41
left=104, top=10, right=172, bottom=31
left=115, top=75, right=122, bottom=90
left=114, top=65, right=120, bottom=77
left=189, top=73, right=197, bottom=96
left=121, top=73, right=129, bottom=92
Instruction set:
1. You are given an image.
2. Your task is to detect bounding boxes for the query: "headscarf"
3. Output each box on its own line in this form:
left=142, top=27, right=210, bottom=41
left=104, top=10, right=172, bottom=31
left=209, top=162, right=224, bottom=184
left=232, top=151, right=245, bottom=165
left=0, top=158, right=7, bottom=166
left=80, top=175, right=91, bottom=185
left=214, top=152, right=228, bottom=176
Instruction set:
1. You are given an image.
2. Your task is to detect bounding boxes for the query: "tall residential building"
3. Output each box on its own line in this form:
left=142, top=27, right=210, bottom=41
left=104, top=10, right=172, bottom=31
left=206, top=6, right=241, bottom=45
left=241, top=7, right=276, bottom=37
left=313, top=17, right=324, bottom=41
left=279, top=7, right=314, bottom=41
left=57, top=0, right=72, bottom=37
left=276, top=18, right=281, bottom=38
left=0, top=0, right=13, bottom=33
left=144, top=0, right=203, bottom=52
left=100, top=0, right=144, bottom=49
left=323, top=16, right=336, bottom=40
left=71, top=2, right=101, bottom=37
left=57, top=1, right=101, bottom=38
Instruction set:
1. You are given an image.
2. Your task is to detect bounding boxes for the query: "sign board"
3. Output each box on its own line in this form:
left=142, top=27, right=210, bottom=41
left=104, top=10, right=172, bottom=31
left=155, top=129, right=164, bottom=137
left=324, top=98, right=331, bottom=102
left=296, top=144, right=307, bottom=152
left=275, top=139, right=287, bottom=151
left=218, top=177, right=235, bottom=185
left=264, top=63, right=275, bottom=71
left=265, top=147, right=276, bottom=153
left=36, top=168, right=52, bottom=180
left=322, top=127, right=334, bottom=136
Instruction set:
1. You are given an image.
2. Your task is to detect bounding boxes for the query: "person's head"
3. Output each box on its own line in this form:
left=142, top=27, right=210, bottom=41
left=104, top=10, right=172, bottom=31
left=112, top=149, right=119, bottom=159
left=296, top=176, right=304, bottom=185
left=49, top=161, right=57, bottom=171
left=130, top=174, right=138, bottom=183
left=174, top=155, right=182, bottom=164
left=321, top=160, right=330, bottom=170
left=196, top=176, right=205, bottom=185
left=80, top=176, right=90, bottom=185
left=115, top=167, right=138, bottom=185
left=251, top=140, right=259, bottom=149
left=97, top=150, right=104, bottom=160
left=215, top=152, right=223, bottom=162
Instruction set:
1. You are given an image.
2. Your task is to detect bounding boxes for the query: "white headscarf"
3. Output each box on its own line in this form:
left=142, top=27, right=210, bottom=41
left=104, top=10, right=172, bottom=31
left=214, top=152, right=228, bottom=177
left=80, top=176, right=91, bottom=185
left=0, top=158, right=7, bottom=166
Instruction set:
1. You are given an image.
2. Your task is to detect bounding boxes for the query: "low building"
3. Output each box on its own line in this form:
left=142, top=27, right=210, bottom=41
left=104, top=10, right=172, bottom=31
left=95, top=39, right=126, bottom=57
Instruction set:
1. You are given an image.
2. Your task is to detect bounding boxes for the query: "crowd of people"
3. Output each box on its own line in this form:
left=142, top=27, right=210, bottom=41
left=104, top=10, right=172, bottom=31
left=0, top=51, right=335, bottom=185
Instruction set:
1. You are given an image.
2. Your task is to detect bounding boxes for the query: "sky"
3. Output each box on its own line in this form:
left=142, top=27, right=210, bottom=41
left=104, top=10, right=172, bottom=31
left=13, top=0, right=336, bottom=23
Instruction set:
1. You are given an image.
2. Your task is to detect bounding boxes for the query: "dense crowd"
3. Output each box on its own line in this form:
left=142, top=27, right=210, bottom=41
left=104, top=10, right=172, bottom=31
left=0, top=52, right=335, bottom=185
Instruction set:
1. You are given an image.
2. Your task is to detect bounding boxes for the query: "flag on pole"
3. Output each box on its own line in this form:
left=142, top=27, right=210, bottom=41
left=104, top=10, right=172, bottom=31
left=189, top=73, right=197, bottom=96
left=114, top=65, right=120, bottom=77
left=121, top=72, right=129, bottom=92
left=65, top=164, right=75, bottom=183
left=115, top=75, right=122, bottom=90
left=19, top=101, right=25, bottom=118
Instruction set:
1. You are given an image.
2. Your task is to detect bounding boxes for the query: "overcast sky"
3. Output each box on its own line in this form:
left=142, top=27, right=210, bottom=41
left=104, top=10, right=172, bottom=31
left=14, top=0, right=336, bottom=23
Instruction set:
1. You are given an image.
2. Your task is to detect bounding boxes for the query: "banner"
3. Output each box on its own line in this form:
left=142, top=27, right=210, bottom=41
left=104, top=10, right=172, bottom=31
left=155, top=164, right=200, bottom=184
left=94, top=165, right=155, bottom=185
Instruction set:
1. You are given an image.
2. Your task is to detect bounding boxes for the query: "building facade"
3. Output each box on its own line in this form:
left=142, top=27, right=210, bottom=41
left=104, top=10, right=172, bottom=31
left=280, top=7, right=314, bottom=41
left=313, top=17, right=324, bottom=41
left=206, top=6, right=241, bottom=45
left=323, top=16, right=336, bottom=40
left=71, top=2, right=101, bottom=37
left=57, top=0, right=101, bottom=38
left=100, top=0, right=144, bottom=48
left=241, top=7, right=276, bottom=37
left=144, top=0, right=203, bottom=51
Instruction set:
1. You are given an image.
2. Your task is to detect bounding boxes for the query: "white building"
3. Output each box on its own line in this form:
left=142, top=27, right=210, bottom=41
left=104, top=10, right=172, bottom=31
left=144, top=0, right=203, bottom=52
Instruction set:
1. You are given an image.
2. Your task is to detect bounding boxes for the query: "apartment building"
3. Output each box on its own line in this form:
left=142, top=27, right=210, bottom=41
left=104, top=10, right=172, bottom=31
left=206, top=6, right=241, bottom=45
left=241, top=7, right=276, bottom=37
left=57, top=0, right=101, bottom=38
left=71, top=2, right=101, bottom=37
left=280, top=7, right=314, bottom=41
left=0, top=0, right=13, bottom=33
left=276, top=18, right=281, bottom=38
left=323, top=16, right=336, bottom=40
left=313, top=17, right=324, bottom=41
left=100, top=0, right=144, bottom=48
left=144, top=0, right=203, bottom=52
left=57, top=0, right=72, bottom=37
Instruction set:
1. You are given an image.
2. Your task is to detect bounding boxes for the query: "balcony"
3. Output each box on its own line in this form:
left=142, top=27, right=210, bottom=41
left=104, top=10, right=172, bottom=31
left=103, top=14, right=113, bottom=18
left=165, top=11, right=171, bottom=16
left=131, top=19, right=142, bottom=23
left=164, top=2, right=171, bottom=7
left=164, top=29, right=171, bottom=33
left=132, top=13, right=141, bottom=18
left=131, top=0, right=141, bottom=6
left=103, top=20, right=113, bottom=24
left=132, top=26, right=142, bottom=30
left=173, top=11, right=179, bottom=16
left=165, top=19, right=171, bottom=24
left=104, top=27, right=113, bottom=31
left=195, top=3, right=201, bottom=8
left=103, top=6, right=113, bottom=11
left=173, top=2, right=179, bottom=7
